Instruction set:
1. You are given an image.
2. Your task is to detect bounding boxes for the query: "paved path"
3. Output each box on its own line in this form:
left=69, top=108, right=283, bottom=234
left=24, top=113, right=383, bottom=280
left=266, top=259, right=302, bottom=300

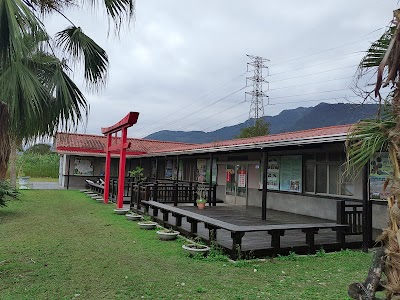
left=30, top=182, right=65, bottom=190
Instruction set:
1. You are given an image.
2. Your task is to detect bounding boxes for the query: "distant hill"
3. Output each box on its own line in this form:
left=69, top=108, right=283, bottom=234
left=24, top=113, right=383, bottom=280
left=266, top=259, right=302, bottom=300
left=145, top=102, right=379, bottom=143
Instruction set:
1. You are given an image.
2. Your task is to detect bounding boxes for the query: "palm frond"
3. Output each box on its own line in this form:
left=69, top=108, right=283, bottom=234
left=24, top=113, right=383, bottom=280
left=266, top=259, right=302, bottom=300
left=0, top=0, right=44, bottom=63
left=0, top=59, right=50, bottom=137
left=25, top=0, right=76, bottom=14
left=359, top=26, right=395, bottom=69
left=55, top=26, right=108, bottom=88
left=346, top=116, right=396, bottom=176
left=23, top=49, right=89, bottom=138
left=103, top=0, right=135, bottom=31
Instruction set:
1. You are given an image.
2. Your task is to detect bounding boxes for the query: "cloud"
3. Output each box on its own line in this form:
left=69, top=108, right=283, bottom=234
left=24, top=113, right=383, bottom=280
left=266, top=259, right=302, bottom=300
left=44, top=0, right=396, bottom=137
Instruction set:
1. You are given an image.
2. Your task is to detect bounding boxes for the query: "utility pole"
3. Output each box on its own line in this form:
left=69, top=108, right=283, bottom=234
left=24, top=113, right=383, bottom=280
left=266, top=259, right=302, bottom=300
left=246, top=55, right=269, bottom=125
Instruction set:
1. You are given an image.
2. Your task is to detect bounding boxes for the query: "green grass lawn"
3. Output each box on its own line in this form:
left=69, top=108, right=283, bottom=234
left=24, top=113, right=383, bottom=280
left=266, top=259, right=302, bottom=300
left=0, top=190, right=371, bottom=300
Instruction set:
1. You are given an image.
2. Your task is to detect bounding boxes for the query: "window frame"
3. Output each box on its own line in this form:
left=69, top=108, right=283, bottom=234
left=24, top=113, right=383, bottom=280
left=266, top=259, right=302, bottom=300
left=304, top=152, right=354, bottom=197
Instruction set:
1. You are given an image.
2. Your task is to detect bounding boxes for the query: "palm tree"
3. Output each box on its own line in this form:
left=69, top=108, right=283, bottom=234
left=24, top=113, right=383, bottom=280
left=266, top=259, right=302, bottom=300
left=347, top=9, right=400, bottom=300
left=0, top=0, right=135, bottom=180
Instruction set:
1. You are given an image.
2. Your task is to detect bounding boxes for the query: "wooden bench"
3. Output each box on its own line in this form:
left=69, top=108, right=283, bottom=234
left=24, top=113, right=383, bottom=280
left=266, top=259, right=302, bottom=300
left=141, top=200, right=349, bottom=259
left=86, top=181, right=105, bottom=195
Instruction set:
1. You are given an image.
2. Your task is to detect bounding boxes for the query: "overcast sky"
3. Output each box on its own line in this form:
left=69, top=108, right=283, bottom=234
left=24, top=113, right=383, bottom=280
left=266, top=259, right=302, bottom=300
left=45, top=1, right=396, bottom=138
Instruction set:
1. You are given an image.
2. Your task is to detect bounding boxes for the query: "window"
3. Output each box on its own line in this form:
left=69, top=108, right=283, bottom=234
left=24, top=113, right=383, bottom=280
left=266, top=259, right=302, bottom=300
left=304, top=152, right=354, bottom=196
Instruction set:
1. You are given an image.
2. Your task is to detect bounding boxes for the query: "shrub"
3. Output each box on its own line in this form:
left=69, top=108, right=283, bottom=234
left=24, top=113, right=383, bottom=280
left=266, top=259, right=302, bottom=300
left=17, top=152, right=59, bottom=178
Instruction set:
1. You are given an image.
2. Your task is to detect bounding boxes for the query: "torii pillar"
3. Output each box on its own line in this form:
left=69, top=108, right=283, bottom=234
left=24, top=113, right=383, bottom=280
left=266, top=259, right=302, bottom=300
left=101, top=112, right=139, bottom=208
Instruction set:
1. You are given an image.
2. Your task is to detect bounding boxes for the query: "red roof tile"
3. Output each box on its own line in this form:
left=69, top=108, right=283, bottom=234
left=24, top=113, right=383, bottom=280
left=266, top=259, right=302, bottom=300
left=56, top=132, right=197, bottom=156
left=149, top=124, right=352, bottom=153
left=56, top=124, right=352, bottom=156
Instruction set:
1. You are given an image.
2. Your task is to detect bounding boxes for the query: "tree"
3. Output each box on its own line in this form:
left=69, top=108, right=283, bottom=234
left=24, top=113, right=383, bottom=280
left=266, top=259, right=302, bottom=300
left=27, top=143, right=52, bottom=155
left=235, top=118, right=270, bottom=139
left=346, top=9, right=400, bottom=300
left=0, top=0, right=135, bottom=182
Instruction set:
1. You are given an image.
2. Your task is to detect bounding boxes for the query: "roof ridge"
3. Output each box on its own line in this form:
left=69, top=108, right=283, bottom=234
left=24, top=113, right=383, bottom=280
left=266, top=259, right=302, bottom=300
left=57, top=132, right=106, bottom=139
left=212, top=123, right=352, bottom=144
left=57, top=132, right=197, bottom=145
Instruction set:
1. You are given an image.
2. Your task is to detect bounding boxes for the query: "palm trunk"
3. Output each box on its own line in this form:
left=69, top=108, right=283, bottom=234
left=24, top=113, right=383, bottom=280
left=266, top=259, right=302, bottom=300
left=383, top=89, right=400, bottom=298
left=0, top=102, right=10, bottom=181
left=9, top=138, right=17, bottom=188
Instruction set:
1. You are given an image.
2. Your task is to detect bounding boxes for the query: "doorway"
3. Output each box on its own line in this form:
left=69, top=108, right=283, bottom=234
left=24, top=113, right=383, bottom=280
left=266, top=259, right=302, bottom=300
left=225, top=163, right=248, bottom=205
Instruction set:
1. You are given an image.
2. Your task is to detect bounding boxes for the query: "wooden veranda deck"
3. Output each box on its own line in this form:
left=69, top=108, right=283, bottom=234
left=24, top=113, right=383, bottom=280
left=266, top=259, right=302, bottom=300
left=85, top=181, right=373, bottom=258
left=134, top=203, right=366, bottom=258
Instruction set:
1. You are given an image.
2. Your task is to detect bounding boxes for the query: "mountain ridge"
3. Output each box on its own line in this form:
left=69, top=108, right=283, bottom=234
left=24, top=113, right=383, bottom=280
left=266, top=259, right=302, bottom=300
left=144, top=102, right=379, bottom=143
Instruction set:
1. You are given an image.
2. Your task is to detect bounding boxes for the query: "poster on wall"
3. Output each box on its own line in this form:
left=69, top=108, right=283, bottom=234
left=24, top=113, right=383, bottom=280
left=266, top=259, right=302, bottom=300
left=370, top=152, right=392, bottom=200
left=267, top=156, right=280, bottom=190
left=196, top=159, right=207, bottom=182
left=165, top=160, right=173, bottom=179
left=279, top=155, right=302, bottom=192
left=206, top=159, right=217, bottom=184
left=238, top=170, right=246, bottom=187
left=74, top=159, right=93, bottom=176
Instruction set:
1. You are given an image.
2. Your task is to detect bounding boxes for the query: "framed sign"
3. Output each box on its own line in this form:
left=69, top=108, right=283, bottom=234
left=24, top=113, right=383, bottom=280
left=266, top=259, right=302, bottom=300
left=238, top=170, right=246, bottom=188
left=267, top=156, right=280, bottom=190
left=370, top=152, right=392, bottom=200
left=279, top=155, right=302, bottom=193
left=74, top=159, right=93, bottom=176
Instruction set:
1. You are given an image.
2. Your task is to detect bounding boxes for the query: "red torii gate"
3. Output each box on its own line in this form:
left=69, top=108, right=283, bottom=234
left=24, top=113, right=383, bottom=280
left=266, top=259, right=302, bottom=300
left=101, top=112, right=139, bottom=208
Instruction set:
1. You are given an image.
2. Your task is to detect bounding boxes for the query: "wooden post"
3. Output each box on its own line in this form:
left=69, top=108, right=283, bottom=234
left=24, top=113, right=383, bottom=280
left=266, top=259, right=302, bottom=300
left=155, top=158, right=158, bottom=181
left=173, top=182, right=178, bottom=206
left=212, top=184, right=217, bottom=206
left=193, top=183, right=198, bottom=206
left=261, top=151, right=268, bottom=220
left=129, top=182, right=135, bottom=209
left=145, top=185, right=150, bottom=201
left=176, top=156, right=179, bottom=183
left=208, top=154, right=213, bottom=207
left=153, top=182, right=158, bottom=202
left=336, top=200, right=346, bottom=244
left=137, top=182, right=141, bottom=210
left=189, top=182, right=193, bottom=203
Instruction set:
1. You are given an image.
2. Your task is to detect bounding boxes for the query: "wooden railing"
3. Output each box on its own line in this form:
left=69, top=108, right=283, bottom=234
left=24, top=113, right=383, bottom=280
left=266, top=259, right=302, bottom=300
left=337, top=200, right=363, bottom=235
left=129, top=181, right=217, bottom=209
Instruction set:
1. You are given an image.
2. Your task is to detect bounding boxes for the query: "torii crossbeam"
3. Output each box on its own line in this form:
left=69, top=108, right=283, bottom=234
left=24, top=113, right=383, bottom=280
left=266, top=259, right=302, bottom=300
left=101, top=112, right=139, bottom=208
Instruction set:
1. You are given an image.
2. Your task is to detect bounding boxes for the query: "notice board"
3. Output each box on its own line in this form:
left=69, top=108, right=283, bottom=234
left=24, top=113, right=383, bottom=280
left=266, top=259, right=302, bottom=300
left=279, top=155, right=302, bottom=193
left=370, top=152, right=392, bottom=200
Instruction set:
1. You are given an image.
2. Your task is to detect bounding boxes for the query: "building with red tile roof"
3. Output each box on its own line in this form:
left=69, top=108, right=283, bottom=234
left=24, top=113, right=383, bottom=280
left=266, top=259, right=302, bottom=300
left=55, top=123, right=388, bottom=233
left=56, top=132, right=198, bottom=157
left=56, top=124, right=351, bottom=157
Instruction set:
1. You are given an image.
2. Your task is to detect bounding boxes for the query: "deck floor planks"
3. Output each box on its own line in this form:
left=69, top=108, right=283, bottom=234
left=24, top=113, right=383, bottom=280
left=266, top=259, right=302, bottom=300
left=135, top=204, right=368, bottom=255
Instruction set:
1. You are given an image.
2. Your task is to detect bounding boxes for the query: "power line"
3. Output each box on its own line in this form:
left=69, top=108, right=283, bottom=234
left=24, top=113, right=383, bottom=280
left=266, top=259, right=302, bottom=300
left=175, top=100, right=247, bottom=131
left=270, top=64, right=358, bottom=83
left=269, top=52, right=361, bottom=77
left=133, top=72, right=248, bottom=132
left=269, top=27, right=384, bottom=67
left=269, top=88, right=352, bottom=100
left=136, top=86, right=247, bottom=136
left=269, top=75, right=353, bottom=91
left=138, top=69, right=357, bottom=136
